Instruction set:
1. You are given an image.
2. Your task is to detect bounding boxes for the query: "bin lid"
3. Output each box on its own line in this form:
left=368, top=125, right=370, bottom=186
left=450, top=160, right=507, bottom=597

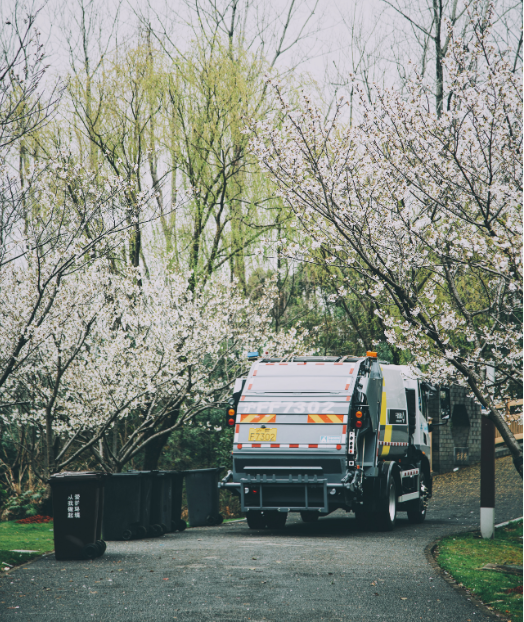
left=181, top=467, right=224, bottom=474
left=49, top=471, right=107, bottom=483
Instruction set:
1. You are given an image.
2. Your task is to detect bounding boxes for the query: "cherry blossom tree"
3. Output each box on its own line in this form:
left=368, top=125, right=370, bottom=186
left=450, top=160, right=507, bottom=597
left=251, top=6, right=523, bottom=474
left=0, top=254, right=307, bottom=476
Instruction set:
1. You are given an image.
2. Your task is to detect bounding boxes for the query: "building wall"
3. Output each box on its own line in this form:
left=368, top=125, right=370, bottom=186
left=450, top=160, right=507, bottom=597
left=430, top=385, right=482, bottom=474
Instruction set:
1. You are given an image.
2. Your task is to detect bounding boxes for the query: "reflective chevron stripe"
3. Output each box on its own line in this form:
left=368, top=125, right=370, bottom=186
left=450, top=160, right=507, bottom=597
left=307, top=414, right=346, bottom=423
left=240, top=414, right=277, bottom=423
left=379, top=441, right=409, bottom=447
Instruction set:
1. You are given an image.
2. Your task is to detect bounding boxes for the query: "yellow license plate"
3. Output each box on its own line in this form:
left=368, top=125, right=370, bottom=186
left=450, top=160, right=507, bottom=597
left=248, top=428, right=277, bottom=442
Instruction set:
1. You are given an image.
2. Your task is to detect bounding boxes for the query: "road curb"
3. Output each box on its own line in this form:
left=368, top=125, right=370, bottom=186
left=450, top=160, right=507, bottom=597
left=1, top=551, right=54, bottom=577
left=424, top=535, right=509, bottom=621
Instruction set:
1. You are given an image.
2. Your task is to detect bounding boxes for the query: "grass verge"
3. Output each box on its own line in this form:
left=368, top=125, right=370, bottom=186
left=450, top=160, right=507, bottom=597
left=0, top=521, right=54, bottom=571
left=436, top=519, right=523, bottom=622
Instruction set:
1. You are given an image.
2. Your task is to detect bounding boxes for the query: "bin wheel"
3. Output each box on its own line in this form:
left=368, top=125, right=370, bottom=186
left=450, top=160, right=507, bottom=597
left=206, top=514, right=224, bottom=526
left=407, top=472, right=428, bottom=524
left=300, top=511, right=319, bottom=523
left=151, top=524, right=163, bottom=537
left=121, top=529, right=133, bottom=541
left=82, top=543, right=99, bottom=560
left=160, top=523, right=168, bottom=534
left=95, top=540, right=107, bottom=556
left=246, top=511, right=266, bottom=529
left=177, top=519, right=187, bottom=532
left=265, top=511, right=287, bottom=530
left=136, top=525, right=148, bottom=538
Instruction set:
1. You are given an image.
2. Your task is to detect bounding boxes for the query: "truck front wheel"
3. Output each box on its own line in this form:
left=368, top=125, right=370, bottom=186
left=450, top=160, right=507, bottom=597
left=407, top=472, right=427, bottom=524
left=376, top=477, right=397, bottom=531
left=246, top=511, right=266, bottom=529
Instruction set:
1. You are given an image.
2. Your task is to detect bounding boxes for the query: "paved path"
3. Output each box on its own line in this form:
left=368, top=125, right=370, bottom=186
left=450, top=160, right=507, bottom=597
left=1, top=456, right=521, bottom=622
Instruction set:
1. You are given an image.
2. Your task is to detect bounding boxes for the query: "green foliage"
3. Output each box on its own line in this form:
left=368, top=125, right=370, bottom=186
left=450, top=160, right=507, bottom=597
left=0, top=488, right=47, bottom=522
left=437, top=520, right=523, bottom=621
left=158, top=407, right=234, bottom=472
left=0, top=520, right=54, bottom=570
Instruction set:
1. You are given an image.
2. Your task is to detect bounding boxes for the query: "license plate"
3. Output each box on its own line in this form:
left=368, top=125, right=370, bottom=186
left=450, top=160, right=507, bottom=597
left=248, top=428, right=277, bottom=442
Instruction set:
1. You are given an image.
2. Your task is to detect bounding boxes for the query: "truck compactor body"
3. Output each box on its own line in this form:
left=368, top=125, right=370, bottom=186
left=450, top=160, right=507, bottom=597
left=219, top=354, right=434, bottom=530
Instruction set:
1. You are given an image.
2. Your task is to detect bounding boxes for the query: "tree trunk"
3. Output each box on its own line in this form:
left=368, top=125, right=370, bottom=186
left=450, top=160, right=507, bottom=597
left=433, top=0, right=444, bottom=116
left=142, top=409, right=180, bottom=471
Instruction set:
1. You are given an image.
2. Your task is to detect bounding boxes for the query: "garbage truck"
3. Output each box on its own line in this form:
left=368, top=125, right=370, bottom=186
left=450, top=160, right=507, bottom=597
left=219, top=352, right=444, bottom=531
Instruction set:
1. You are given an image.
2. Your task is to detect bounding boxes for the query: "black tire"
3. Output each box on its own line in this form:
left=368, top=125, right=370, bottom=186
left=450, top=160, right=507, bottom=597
left=264, top=510, right=287, bottom=530
left=151, top=524, right=164, bottom=537
left=300, top=511, right=319, bottom=523
left=82, top=543, right=99, bottom=560
left=136, top=525, right=148, bottom=538
left=376, top=476, right=397, bottom=531
left=354, top=507, right=371, bottom=529
left=176, top=519, right=187, bottom=532
left=206, top=514, right=224, bottom=526
left=246, top=511, right=266, bottom=529
left=407, top=472, right=427, bottom=524
left=121, top=529, right=133, bottom=541
left=95, top=540, right=107, bottom=556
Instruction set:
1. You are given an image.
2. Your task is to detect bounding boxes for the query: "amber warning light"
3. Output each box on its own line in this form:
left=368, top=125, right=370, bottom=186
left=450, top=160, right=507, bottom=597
left=227, top=408, right=236, bottom=427
left=366, top=351, right=377, bottom=358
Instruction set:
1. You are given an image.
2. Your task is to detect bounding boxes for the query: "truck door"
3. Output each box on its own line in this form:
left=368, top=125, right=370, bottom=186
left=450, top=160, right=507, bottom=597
left=378, top=366, right=409, bottom=458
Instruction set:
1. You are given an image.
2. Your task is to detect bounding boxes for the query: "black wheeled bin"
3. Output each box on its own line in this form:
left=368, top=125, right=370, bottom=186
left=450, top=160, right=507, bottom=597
left=150, top=471, right=172, bottom=534
left=49, top=472, right=107, bottom=560
left=102, top=472, right=147, bottom=540
left=166, top=471, right=186, bottom=532
left=184, top=468, right=223, bottom=527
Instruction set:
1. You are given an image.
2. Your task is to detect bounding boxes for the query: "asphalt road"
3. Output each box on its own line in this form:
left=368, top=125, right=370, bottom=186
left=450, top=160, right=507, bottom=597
left=1, top=456, right=522, bottom=622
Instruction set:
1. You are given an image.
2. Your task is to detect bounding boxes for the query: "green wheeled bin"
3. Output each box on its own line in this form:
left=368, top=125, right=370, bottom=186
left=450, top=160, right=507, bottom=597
left=150, top=471, right=172, bottom=534
left=49, top=472, right=107, bottom=561
left=184, top=468, right=223, bottom=527
left=102, top=472, right=148, bottom=540
left=167, top=471, right=186, bottom=532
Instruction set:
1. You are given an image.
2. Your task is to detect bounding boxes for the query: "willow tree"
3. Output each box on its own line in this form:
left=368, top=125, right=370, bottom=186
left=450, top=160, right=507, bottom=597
left=163, top=40, right=290, bottom=291
left=67, top=36, right=164, bottom=269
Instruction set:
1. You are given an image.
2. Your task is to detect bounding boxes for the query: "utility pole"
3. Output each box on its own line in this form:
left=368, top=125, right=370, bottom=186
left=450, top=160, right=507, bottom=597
left=480, top=415, right=495, bottom=539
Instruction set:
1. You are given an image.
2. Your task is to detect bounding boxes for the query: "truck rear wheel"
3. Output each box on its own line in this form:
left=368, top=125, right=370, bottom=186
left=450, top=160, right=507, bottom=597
left=376, top=477, right=397, bottom=531
left=300, top=511, right=319, bottom=523
left=354, top=507, right=370, bottom=529
left=246, top=511, right=266, bottom=529
left=407, top=472, right=427, bottom=524
left=265, top=511, right=287, bottom=529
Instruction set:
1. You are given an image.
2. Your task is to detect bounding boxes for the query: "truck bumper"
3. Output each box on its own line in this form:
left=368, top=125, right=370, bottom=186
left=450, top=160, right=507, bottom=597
left=234, top=475, right=329, bottom=513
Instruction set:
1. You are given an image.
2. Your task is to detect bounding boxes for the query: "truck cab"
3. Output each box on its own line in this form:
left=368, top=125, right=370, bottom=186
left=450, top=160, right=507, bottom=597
left=219, top=354, right=432, bottom=530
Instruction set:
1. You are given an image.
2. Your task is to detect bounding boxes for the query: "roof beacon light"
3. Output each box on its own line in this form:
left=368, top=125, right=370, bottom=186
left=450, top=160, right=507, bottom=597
left=247, top=351, right=259, bottom=360
left=366, top=351, right=378, bottom=358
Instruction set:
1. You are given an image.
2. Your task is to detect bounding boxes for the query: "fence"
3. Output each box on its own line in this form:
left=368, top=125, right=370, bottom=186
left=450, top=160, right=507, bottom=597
left=494, top=399, right=523, bottom=445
